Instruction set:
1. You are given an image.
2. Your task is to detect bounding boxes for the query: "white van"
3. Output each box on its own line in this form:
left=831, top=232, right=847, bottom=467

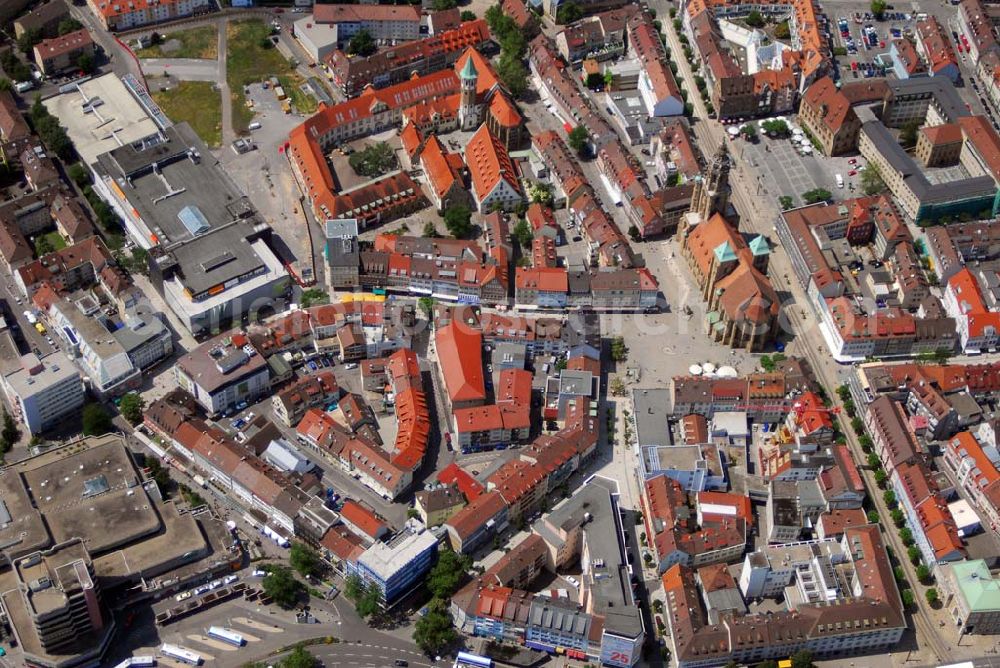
left=835, top=173, right=844, bottom=188
left=248, top=121, right=262, bottom=131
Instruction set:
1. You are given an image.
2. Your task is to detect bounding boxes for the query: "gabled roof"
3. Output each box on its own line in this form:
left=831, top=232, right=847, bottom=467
left=465, top=124, right=520, bottom=201
left=435, top=320, right=486, bottom=404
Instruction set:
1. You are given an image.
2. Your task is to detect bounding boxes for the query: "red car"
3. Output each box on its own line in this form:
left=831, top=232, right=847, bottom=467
left=848, top=170, right=858, bottom=176
left=848, top=158, right=857, bottom=165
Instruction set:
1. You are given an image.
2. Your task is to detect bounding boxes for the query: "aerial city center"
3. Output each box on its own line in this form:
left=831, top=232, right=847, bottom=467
left=0, top=0, right=998, bottom=666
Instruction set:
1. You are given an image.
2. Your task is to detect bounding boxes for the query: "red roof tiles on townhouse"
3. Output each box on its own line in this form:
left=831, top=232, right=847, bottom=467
left=949, top=267, right=1000, bottom=338
left=696, top=491, right=753, bottom=524
left=435, top=320, right=486, bottom=405
left=321, top=525, right=366, bottom=562
left=947, top=431, right=1000, bottom=486
left=465, top=124, right=520, bottom=202
left=916, top=17, right=957, bottom=75
left=438, top=462, right=484, bottom=501
left=891, top=38, right=926, bottom=76
left=802, top=76, right=857, bottom=135
left=340, top=499, right=388, bottom=540
left=446, top=489, right=507, bottom=540
left=0, top=91, right=29, bottom=143
left=34, top=28, right=91, bottom=60
left=514, top=266, right=569, bottom=293
left=421, top=135, right=465, bottom=202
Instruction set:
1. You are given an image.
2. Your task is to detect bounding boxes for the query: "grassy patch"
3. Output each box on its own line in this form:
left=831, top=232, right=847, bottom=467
left=227, top=20, right=317, bottom=132
left=137, top=26, right=218, bottom=59
left=153, top=81, right=223, bottom=148
left=33, top=231, right=66, bottom=256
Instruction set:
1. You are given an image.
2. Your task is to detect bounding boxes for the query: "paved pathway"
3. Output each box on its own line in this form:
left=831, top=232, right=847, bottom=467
left=218, top=22, right=234, bottom=146
left=139, top=58, right=218, bottom=81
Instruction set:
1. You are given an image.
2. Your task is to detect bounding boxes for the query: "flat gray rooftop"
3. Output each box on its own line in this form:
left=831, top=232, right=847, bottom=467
left=545, top=479, right=643, bottom=639
left=17, top=437, right=163, bottom=555
left=94, top=123, right=258, bottom=246
left=632, top=388, right=671, bottom=447
left=166, top=222, right=270, bottom=296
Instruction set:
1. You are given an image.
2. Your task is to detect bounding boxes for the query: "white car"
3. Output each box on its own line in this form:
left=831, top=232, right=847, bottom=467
left=223, top=574, right=239, bottom=585
left=565, top=576, right=579, bottom=588
left=175, top=591, right=193, bottom=602
left=252, top=569, right=267, bottom=577
left=344, top=362, right=358, bottom=370
left=835, top=173, right=844, bottom=188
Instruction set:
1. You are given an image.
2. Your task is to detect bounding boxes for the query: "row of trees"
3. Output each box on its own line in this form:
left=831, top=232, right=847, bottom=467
left=839, top=385, right=941, bottom=610
left=485, top=4, right=529, bottom=98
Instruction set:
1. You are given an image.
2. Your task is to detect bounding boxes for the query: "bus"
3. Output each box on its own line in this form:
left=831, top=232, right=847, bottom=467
left=207, top=626, right=245, bottom=647
left=113, top=658, right=156, bottom=668
left=160, top=643, right=201, bottom=665
left=454, top=652, right=493, bottom=668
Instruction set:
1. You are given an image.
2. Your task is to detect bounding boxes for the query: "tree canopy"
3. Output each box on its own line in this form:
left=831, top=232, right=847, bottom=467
left=427, top=548, right=471, bottom=599
left=290, top=542, right=322, bottom=578
left=262, top=566, right=305, bottom=609
left=443, top=204, right=473, bottom=238
left=119, top=393, right=145, bottom=425
left=567, top=126, right=589, bottom=156
left=280, top=646, right=318, bottom=668
left=347, top=30, right=376, bottom=57
left=82, top=403, right=113, bottom=436
left=413, top=598, right=457, bottom=655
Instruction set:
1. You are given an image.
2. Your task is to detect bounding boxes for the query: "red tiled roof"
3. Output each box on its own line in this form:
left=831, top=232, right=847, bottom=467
left=340, top=500, right=388, bottom=540
left=438, top=462, right=484, bottom=501
left=466, top=124, right=520, bottom=201
left=435, top=321, right=486, bottom=405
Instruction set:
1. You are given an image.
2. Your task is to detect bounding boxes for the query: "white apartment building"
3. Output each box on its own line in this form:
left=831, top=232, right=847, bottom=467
left=2, top=352, right=84, bottom=434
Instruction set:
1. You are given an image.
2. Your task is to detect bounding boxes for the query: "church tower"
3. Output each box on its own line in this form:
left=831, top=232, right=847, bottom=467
left=459, top=57, right=480, bottom=131
left=690, top=142, right=731, bottom=221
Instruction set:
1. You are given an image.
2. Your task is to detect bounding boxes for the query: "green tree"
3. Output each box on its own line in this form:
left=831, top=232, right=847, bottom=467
left=17, top=28, right=42, bottom=55
left=893, top=566, right=906, bottom=582
left=263, top=566, right=305, bottom=609
left=901, top=588, right=915, bottom=607
left=907, top=545, right=922, bottom=564
left=58, top=18, right=84, bottom=36
left=280, top=645, right=318, bottom=668
left=790, top=650, right=814, bottom=668
left=348, top=141, right=397, bottom=178
left=290, top=542, right=322, bottom=578
left=916, top=564, right=931, bottom=582
left=461, top=11, right=477, bottom=21
left=0, top=79, right=11, bottom=93
left=119, top=393, right=145, bottom=425
left=0, top=410, right=19, bottom=454
left=35, top=235, right=54, bottom=257
left=568, top=125, right=589, bottom=156
left=871, top=0, right=887, bottom=20
left=512, top=219, right=533, bottom=248
left=891, top=508, right=905, bottom=526
left=883, top=490, right=896, bottom=507
left=68, top=163, right=89, bottom=188
left=413, top=598, right=457, bottom=655
left=628, top=224, right=641, bottom=242
left=925, top=588, right=939, bottom=605
left=417, top=296, right=435, bottom=317
left=443, top=204, right=473, bottom=238
left=774, top=20, right=791, bottom=39
left=860, top=163, right=886, bottom=196
left=428, top=547, right=472, bottom=599
left=899, top=528, right=914, bottom=546
left=300, top=288, right=329, bottom=308
left=802, top=188, right=832, bottom=204
left=556, top=1, right=583, bottom=24
left=778, top=195, right=794, bottom=210
left=745, top=10, right=765, bottom=28
left=347, top=30, right=376, bottom=57
left=867, top=453, right=880, bottom=468
left=423, top=221, right=440, bottom=238
left=874, top=469, right=887, bottom=487
left=76, top=53, right=96, bottom=75
left=867, top=510, right=880, bottom=523
left=610, top=337, right=628, bottom=362
left=82, top=403, right=113, bottom=436
left=496, top=52, right=528, bottom=98
left=899, top=119, right=921, bottom=148
left=762, top=120, right=790, bottom=136
left=432, top=0, right=457, bottom=9
left=760, top=355, right=775, bottom=372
